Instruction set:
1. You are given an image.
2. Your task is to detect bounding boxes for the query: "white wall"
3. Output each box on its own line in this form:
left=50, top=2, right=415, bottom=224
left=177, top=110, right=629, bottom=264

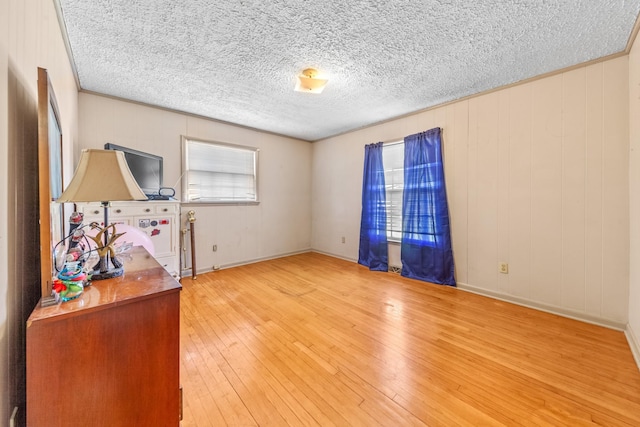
left=312, top=56, right=630, bottom=327
left=1, top=0, right=78, bottom=423
left=78, top=93, right=312, bottom=274
left=628, top=33, right=640, bottom=365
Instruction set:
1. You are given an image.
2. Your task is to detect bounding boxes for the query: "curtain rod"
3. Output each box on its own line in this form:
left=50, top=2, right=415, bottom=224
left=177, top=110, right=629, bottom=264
left=382, top=139, right=403, bottom=146
left=379, top=127, right=443, bottom=146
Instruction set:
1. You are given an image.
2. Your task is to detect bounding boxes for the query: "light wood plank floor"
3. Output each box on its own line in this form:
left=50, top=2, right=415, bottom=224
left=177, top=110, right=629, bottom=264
left=179, top=252, right=640, bottom=426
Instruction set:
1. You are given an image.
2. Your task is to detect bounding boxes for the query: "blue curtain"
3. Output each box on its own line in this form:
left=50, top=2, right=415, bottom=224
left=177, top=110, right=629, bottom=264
left=401, top=128, right=455, bottom=286
left=358, top=142, right=388, bottom=271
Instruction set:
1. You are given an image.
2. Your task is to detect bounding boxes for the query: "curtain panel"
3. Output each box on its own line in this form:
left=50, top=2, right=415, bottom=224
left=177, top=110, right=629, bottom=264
left=358, top=142, right=388, bottom=271
left=401, top=128, right=455, bottom=286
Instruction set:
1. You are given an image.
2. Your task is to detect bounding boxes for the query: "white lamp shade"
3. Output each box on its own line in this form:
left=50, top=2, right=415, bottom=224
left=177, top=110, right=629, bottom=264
left=295, top=75, right=328, bottom=93
left=294, top=68, right=328, bottom=94
left=57, top=149, right=148, bottom=202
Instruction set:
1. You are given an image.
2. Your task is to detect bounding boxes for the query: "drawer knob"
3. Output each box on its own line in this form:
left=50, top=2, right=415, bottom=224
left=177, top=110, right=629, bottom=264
left=92, top=210, right=100, bottom=215
left=145, top=208, right=151, bottom=213
left=115, top=209, right=122, bottom=213
left=162, top=208, right=168, bottom=212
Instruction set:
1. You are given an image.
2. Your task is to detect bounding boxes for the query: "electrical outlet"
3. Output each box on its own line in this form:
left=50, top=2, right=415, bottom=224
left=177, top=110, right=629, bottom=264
left=212, top=244, right=217, bottom=252
left=499, top=262, right=509, bottom=274
left=341, top=236, right=345, bottom=243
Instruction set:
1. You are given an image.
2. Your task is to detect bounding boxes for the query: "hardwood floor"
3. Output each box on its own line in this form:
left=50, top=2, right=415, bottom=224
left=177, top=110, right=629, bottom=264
left=179, top=252, right=640, bottom=426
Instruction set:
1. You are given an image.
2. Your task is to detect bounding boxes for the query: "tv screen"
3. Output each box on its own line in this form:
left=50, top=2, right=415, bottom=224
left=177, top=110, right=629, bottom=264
left=104, top=143, right=163, bottom=196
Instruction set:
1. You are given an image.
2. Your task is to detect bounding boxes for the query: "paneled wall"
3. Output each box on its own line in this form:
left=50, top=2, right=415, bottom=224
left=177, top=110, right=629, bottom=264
left=0, top=0, right=78, bottom=424
left=312, top=57, right=630, bottom=326
left=78, top=93, right=312, bottom=274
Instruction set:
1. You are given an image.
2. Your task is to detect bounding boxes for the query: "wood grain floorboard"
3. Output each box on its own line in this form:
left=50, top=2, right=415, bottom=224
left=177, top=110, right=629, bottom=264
left=179, top=252, right=640, bottom=426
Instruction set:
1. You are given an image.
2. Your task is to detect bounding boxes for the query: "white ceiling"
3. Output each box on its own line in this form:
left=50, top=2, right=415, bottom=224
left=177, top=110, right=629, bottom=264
left=56, top=1, right=640, bottom=142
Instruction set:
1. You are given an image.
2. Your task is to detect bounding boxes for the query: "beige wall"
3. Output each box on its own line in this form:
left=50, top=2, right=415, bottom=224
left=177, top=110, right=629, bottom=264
left=0, top=0, right=78, bottom=424
left=628, top=32, right=640, bottom=364
left=78, top=93, right=312, bottom=274
left=312, top=56, right=630, bottom=327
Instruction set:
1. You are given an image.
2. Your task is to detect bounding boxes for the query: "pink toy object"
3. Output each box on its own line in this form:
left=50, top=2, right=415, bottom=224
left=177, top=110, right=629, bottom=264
left=85, top=223, right=155, bottom=256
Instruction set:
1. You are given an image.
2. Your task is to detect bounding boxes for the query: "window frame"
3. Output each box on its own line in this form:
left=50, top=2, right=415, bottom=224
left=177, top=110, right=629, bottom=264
left=181, top=136, right=260, bottom=205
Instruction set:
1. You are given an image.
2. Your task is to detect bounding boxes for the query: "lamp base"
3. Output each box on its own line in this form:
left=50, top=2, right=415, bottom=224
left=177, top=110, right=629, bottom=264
left=90, top=254, right=125, bottom=280
left=90, top=266, right=124, bottom=280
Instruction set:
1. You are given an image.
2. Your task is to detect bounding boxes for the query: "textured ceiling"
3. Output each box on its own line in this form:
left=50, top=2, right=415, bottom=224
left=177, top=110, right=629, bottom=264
left=56, top=0, right=640, bottom=141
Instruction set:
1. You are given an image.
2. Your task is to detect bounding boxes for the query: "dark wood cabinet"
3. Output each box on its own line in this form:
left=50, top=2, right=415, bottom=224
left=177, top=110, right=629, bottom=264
left=27, top=247, right=182, bottom=426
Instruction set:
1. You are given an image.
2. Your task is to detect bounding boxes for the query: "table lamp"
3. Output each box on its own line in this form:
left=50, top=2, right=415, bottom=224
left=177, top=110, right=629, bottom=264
left=57, top=149, right=148, bottom=279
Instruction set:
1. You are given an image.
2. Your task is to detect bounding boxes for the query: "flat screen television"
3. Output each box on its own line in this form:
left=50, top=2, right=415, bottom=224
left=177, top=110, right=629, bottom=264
left=104, top=143, right=163, bottom=197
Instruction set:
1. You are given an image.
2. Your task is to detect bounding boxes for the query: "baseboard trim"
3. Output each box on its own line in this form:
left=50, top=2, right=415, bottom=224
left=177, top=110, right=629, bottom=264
left=626, top=323, right=640, bottom=372
left=456, top=282, right=627, bottom=331
left=181, top=248, right=313, bottom=277
left=310, top=249, right=358, bottom=263
left=307, top=251, right=624, bottom=331
left=182, top=250, right=629, bottom=335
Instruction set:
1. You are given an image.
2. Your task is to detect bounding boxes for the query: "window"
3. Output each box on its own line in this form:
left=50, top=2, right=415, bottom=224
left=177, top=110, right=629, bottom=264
left=182, top=137, right=259, bottom=203
left=363, top=128, right=453, bottom=284
left=382, top=142, right=404, bottom=241
left=382, top=141, right=441, bottom=245
left=404, top=160, right=440, bottom=246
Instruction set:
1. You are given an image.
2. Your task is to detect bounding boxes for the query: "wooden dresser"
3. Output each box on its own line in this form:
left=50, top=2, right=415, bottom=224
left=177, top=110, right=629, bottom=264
left=26, top=247, right=182, bottom=426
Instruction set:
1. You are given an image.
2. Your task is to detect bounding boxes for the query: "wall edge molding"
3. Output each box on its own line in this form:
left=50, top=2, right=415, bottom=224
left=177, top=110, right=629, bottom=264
left=308, top=250, right=629, bottom=331
left=310, top=249, right=358, bottom=263
left=457, top=282, right=626, bottom=331
left=181, top=248, right=313, bottom=277
left=625, top=323, right=640, bottom=372
left=184, top=248, right=631, bottom=338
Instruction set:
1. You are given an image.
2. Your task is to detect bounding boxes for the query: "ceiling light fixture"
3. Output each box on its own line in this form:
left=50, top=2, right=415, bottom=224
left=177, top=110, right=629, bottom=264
left=295, top=68, right=328, bottom=94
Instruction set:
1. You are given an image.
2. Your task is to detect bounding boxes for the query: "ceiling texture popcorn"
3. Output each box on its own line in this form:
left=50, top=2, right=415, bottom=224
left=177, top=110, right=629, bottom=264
left=57, top=0, right=640, bottom=141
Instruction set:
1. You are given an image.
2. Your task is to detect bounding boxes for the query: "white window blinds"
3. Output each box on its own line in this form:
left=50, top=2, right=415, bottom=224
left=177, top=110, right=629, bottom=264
left=182, top=137, right=258, bottom=203
left=383, top=142, right=404, bottom=241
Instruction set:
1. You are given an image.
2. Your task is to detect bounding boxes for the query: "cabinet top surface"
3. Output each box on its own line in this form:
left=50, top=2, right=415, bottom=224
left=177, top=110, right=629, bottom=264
left=28, top=247, right=181, bottom=324
left=77, top=200, right=180, bottom=205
